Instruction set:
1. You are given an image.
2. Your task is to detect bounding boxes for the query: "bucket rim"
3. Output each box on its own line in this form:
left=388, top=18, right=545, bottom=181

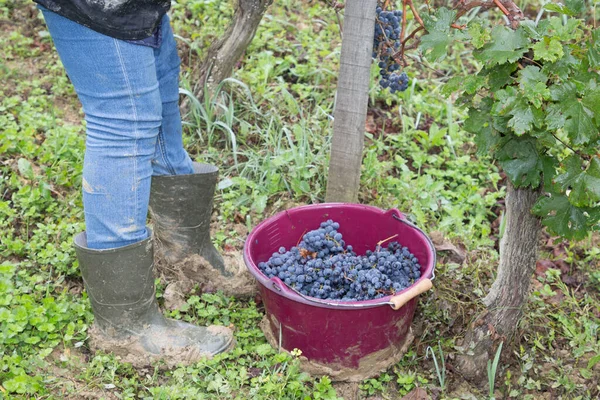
left=243, top=203, right=436, bottom=310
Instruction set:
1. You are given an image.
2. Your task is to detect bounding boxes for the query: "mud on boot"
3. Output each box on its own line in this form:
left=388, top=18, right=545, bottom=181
left=149, top=163, right=230, bottom=276
left=74, top=231, right=234, bottom=368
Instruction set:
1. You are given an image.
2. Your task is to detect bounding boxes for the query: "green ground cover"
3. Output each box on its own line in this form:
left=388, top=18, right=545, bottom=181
left=0, top=0, right=599, bottom=398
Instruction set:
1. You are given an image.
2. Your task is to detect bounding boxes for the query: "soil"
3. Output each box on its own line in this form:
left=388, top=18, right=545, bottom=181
left=88, top=324, right=234, bottom=369
left=156, top=251, right=258, bottom=302
left=259, top=315, right=415, bottom=383
left=46, top=346, right=120, bottom=400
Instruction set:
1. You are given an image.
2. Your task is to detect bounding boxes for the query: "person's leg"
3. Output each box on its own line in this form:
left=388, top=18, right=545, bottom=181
left=147, top=16, right=226, bottom=273
left=151, top=14, right=194, bottom=176
left=40, top=8, right=160, bottom=249
left=39, top=8, right=234, bottom=365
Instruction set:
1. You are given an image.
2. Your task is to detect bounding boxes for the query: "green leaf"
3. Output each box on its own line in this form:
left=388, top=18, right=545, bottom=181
left=508, top=99, right=544, bottom=135
left=441, top=75, right=485, bottom=96
left=494, top=88, right=543, bottom=135
left=581, top=82, right=600, bottom=116
left=17, top=158, right=34, bottom=180
left=463, top=99, right=503, bottom=155
left=533, top=194, right=600, bottom=240
left=518, top=66, right=550, bottom=109
left=420, top=31, right=451, bottom=61
left=588, top=354, right=600, bottom=370
left=587, top=29, right=600, bottom=67
left=520, top=20, right=542, bottom=40
left=496, top=136, right=544, bottom=188
left=542, top=155, right=558, bottom=189
left=548, top=83, right=597, bottom=145
left=420, top=8, right=456, bottom=61
left=468, top=22, right=491, bottom=49
left=441, top=76, right=463, bottom=96
left=533, top=37, right=563, bottom=62
left=544, top=3, right=576, bottom=16
left=483, top=63, right=518, bottom=92
left=542, top=46, right=578, bottom=79
left=565, top=0, right=585, bottom=15
left=542, top=17, right=582, bottom=41
left=251, top=194, right=268, bottom=214
left=255, top=343, right=273, bottom=356
left=475, top=26, right=529, bottom=65
left=555, top=156, right=600, bottom=207
left=564, top=102, right=597, bottom=145
left=422, top=7, right=456, bottom=33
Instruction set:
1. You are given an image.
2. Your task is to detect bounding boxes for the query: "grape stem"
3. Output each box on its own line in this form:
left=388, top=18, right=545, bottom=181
left=492, top=0, right=510, bottom=16
left=296, top=229, right=308, bottom=246
left=377, top=233, right=399, bottom=246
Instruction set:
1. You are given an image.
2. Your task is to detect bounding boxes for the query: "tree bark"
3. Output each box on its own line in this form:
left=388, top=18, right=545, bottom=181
left=191, top=0, right=272, bottom=99
left=456, top=182, right=542, bottom=383
left=325, top=0, right=377, bottom=203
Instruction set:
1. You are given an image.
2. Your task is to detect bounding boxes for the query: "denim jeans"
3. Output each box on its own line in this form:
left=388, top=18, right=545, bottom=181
left=39, top=8, right=194, bottom=250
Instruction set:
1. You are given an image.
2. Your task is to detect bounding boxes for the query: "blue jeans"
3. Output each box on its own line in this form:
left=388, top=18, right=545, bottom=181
left=40, top=8, right=194, bottom=250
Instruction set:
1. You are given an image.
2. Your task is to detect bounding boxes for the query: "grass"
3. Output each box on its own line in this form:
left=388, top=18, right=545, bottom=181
left=1, top=0, right=599, bottom=398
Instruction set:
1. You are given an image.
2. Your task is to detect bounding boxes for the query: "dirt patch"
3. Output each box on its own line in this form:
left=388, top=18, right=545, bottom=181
left=46, top=346, right=121, bottom=400
left=156, top=251, right=258, bottom=301
left=88, top=324, right=233, bottom=369
left=333, top=382, right=361, bottom=400
left=259, top=315, right=415, bottom=382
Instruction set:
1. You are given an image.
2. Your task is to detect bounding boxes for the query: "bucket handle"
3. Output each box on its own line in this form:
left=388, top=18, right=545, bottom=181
left=389, top=278, right=432, bottom=310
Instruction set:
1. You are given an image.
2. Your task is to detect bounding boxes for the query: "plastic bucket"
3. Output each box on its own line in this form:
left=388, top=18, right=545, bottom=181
left=243, top=203, right=436, bottom=376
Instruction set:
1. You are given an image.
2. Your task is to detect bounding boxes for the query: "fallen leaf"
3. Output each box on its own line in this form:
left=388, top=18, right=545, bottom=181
left=400, top=387, right=430, bottom=400
left=554, top=259, right=571, bottom=274
left=429, top=231, right=466, bottom=264
left=535, top=259, right=557, bottom=277
left=365, top=114, right=377, bottom=134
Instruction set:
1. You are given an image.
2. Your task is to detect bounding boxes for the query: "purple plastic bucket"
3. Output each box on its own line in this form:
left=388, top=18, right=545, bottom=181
left=243, top=203, right=436, bottom=369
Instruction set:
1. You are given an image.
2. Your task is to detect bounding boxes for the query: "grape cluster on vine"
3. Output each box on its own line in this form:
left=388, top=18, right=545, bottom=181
left=258, top=220, right=422, bottom=301
left=373, top=6, right=409, bottom=93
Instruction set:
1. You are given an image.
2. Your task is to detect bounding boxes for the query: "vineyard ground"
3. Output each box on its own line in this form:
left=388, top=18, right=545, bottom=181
left=1, top=0, right=599, bottom=399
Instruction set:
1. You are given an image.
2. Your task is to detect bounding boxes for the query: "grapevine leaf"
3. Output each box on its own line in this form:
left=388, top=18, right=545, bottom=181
left=533, top=37, right=564, bottom=62
left=588, top=45, right=600, bottom=67
left=541, top=17, right=582, bottom=41
left=542, top=46, right=578, bottom=79
left=588, top=29, right=600, bottom=67
left=564, top=102, right=597, bottom=145
left=420, top=31, right=452, bottom=61
left=581, top=82, right=600, bottom=116
left=533, top=194, right=600, bottom=240
left=441, top=76, right=463, bottom=96
left=549, top=83, right=597, bottom=145
left=483, top=63, right=518, bottom=92
left=508, top=99, right=544, bottom=134
left=468, top=22, right=491, bottom=49
left=441, top=75, right=485, bottom=96
left=475, top=26, right=529, bottom=65
left=520, top=20, right=542, bottom=40
left=496, top=136, right=543, bottom=188
left=555, top=156, right=600, bottom=207
left=463, top=98, right=503, bottom=156
left=542, top=155, right=558, bottom=189
left=420, top=8, right=456, bottom=61
left=545, top=103, right=567, bottom=130
left=518, top=66, right=550, bottom=108
left=422, top=7, right=456, bottom=33
left=494, top=88, right=543, bottom=134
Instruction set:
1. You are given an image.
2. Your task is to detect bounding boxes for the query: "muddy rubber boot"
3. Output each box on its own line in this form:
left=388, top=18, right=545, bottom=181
left=149, top=163, right=229, bottom=275
left=74, top=232, right=233, bottom=368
